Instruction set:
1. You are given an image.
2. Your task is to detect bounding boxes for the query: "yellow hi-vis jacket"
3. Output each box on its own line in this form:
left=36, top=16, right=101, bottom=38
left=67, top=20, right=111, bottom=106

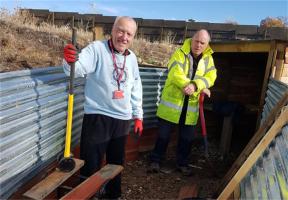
left=156, top=38, right=217, bottom=125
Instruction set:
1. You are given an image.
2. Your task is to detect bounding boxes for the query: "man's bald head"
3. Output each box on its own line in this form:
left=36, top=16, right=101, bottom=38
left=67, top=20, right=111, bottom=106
left=193, top=29, right=211, bottom=42
left=191, top=29, right=210, bottom=57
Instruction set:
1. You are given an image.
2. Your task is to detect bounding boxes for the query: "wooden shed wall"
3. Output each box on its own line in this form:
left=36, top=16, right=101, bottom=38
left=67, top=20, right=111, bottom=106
left=208, top=52, right=268, bottom=153
left=212, top=52, right=267, bottom=104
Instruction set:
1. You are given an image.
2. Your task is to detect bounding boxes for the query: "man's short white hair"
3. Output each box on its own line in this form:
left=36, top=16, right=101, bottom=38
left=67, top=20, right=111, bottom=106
left=113, top=16, right=137, bottom=31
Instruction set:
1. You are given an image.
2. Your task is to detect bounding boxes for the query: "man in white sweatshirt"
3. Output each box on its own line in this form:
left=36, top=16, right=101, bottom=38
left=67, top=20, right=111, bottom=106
left=63, top=16, right=143, bottom=199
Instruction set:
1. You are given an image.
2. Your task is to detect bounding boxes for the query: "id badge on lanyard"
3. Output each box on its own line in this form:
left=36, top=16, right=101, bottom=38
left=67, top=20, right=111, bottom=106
left=113, top=90, right=124, bottom=99
left=109, top=40, right=126, bottom=99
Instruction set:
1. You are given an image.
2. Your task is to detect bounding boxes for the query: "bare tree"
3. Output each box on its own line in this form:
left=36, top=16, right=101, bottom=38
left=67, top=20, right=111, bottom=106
left=260, top=16, right=286, bottom=28
left=225, top=19, right=238, bottom=25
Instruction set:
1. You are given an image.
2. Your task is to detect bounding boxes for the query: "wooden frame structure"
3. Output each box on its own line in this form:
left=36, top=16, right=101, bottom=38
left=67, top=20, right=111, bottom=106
left=211, top=40, right=287, bottom=127
left=209, top=40, right=288, bottom=157
left=216, top=92, right=288, bottom=199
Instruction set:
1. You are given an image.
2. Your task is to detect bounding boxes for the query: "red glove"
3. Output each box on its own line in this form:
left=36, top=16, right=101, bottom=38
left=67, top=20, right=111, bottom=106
left=64, top=44, right=78, bottom=63
left=134, top=119, right=143, bottom=136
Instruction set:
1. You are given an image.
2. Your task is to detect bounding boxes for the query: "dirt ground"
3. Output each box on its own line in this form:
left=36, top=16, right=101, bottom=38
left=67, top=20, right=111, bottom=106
left=121, top=138, right=235, bottom=199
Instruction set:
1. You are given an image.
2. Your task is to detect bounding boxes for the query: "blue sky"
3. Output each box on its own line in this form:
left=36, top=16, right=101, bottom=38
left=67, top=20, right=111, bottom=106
left=1, top=0, right=287, bottom=25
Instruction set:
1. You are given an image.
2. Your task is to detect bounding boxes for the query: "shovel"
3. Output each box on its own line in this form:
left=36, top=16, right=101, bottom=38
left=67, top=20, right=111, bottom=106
left=199, top=89, right=210, bottom=158
left=58, top=28, right=77, bottom=172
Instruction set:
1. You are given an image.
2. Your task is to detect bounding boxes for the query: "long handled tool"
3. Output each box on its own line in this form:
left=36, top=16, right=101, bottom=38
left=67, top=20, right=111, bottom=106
left=59, top=28, right=77, bottom=172
left=199, top=89, right=210, bottom=158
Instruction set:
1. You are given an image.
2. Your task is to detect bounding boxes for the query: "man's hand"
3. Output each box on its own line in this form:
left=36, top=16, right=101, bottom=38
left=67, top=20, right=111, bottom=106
left=134, top=119, right=143, bottom=136
left=64, top=44, right=78, bottom=63
left=183, top=83, right=196, bottom=95
left=201, top=88, right=211, bottom=98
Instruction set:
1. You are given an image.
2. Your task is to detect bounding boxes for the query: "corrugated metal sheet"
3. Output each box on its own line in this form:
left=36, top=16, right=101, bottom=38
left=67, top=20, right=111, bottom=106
left=0, top=66, right=167, bottom=199
left=240, top=78, right=288, bottom=199
left=261, top=78, right=288, bottom=124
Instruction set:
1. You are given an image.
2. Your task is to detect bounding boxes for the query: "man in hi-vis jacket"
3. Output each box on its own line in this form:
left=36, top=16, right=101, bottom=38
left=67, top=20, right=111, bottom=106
left=149, top=29, right=217, bottom=176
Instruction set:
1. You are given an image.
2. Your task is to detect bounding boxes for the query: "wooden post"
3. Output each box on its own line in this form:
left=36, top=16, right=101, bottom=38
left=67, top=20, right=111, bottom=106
left=93, top=28, right=96, bottom=41
left=160, top=20, right=165, bottom=42
left=52, top=12, right=54, bottom=26
left=274, top=51, right=285, bottom=80
left=274, top=59, right=285, bottom=80
left=160, top=26, right=164, bottom=42
left=136, top=19, right=143, bottom=39
left=285, top=47, right=288, bottom=64
left=93, top=26, right=104, bottom=41
left=183, top=23, right=188, bottom=42
left=72, top=16, right=75, bottom=28
left=256, top=41, right=276, bottom=129
left=92, top=17, right=96, bottom=41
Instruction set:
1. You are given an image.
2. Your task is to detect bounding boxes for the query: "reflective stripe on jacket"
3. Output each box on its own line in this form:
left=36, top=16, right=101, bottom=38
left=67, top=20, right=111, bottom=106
left=156, top=38, right=217, bottom=125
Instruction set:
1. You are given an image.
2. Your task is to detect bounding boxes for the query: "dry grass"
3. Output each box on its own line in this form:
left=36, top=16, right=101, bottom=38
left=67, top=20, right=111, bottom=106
left=0, top=9, right=179, bottom=72
left=132, top=38, right=177, bottom=66
left=0, top=9, right=93, bottom=44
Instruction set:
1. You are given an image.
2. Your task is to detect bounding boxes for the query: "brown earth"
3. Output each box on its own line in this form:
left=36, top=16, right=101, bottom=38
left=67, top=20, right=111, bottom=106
left=121, top=138, right=234, bottom=199
left=0, top=12, right=234, bottom=199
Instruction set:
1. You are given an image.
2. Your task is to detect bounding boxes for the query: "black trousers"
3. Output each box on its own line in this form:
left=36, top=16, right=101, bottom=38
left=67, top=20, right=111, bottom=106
left=80, top=114, right=130, bottom=198
left=150, top=95, right=196, bottom=166
left=150, top=118, right=195, bottom=166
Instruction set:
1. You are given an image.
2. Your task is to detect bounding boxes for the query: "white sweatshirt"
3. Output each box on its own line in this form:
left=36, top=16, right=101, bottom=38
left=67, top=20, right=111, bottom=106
left=63, top=40, right=143, bottom=120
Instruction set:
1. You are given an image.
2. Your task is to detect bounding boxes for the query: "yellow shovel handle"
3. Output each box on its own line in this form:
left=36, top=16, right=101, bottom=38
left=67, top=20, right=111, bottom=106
left=64, top=94, right=74, bottom=158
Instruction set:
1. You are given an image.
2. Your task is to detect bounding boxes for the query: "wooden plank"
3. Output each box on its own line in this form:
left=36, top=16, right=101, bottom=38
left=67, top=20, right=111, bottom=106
left=217, top=107, right=288, bottom=199
left=256, top=41, right=277, bottom=128
left=282, top=64, right=288, bottom=76
left=178, top=184, right=198, bottom=200
left=216, top=92, right=288, bottom=195
left=285, top=47, right=288, bottom=63
left=60, top=164, right=124, bottom=200
left=23, top=158, right=84, bottom=200
left=210, top=41, right=271, bottom=53
left=274, top=59, right=285, bottom=80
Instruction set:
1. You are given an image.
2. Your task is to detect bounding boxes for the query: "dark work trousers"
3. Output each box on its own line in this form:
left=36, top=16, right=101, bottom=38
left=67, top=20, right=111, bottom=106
left=80, top=114, right=130, bottom=198
left=150, top=96, right=196, bottom=167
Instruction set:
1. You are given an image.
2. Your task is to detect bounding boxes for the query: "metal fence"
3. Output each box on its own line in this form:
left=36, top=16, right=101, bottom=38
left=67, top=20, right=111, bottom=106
left=0, top=65, right=167, bottom=199
left=240, top=78, right=288, bottom=199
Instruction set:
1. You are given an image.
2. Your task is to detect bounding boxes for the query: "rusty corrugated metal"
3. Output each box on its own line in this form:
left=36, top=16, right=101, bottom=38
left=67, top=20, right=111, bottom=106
left=240, top=78, right=288, bottom=199
left=0, top=66, right=167, bottom=199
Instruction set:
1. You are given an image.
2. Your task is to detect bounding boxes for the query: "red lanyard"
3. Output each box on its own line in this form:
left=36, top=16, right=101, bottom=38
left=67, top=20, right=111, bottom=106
left=109, top=40, right=126, bottom=90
